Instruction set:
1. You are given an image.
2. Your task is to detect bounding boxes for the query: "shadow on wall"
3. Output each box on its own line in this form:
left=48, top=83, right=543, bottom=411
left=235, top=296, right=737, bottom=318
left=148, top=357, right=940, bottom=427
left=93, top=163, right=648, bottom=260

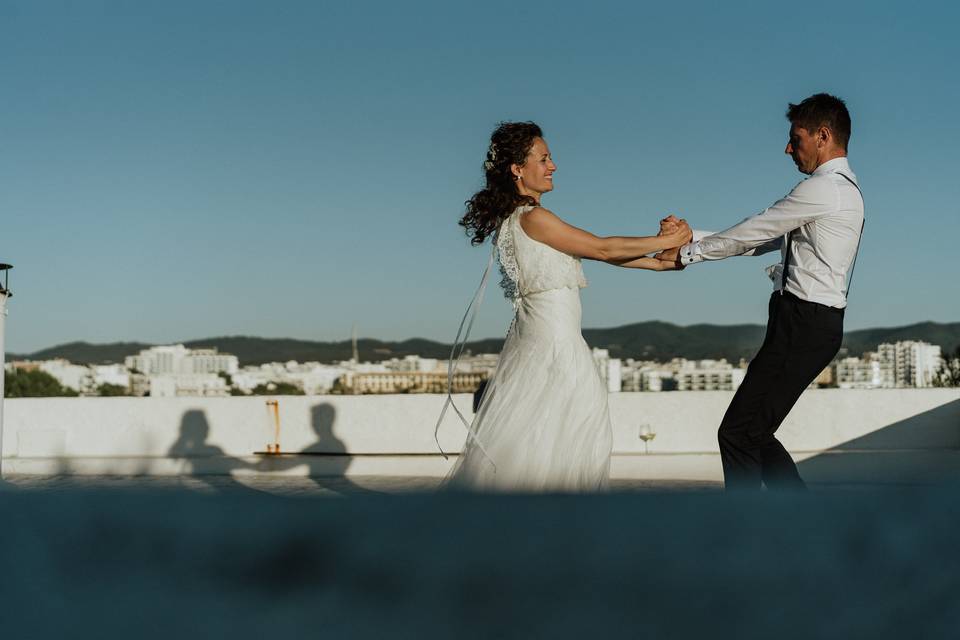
left=798, top=399, right=960, bottom=485
left=304, top=403, right=375, bottom=492
left=168, top=409, right=257, bottom=491
left=262, top=402, right=377, bottom=494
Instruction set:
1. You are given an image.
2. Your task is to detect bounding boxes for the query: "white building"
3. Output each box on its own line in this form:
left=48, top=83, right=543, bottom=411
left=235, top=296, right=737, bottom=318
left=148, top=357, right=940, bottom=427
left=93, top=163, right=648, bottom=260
left=622, top=369, right=666, bottom=392
left=125, top=345, right=239, bottom=376
left=674, top=359, right=746, bottom=392
left=878, top=341, right=942, bottom=388
left=186, top=349, right=240, bottom=375
left=338, top=361, right=390, bottom=374
left=386, top=355, right=441, bottom=373
left=37, top=359, right=90, bottom=392
left=338, top=370, right=486, bottom=395
left=232, top=365, right=279, bottom=393
left=126, top=345, right=187, bottom=375
left=149, top=374, right=229, bottom=397
left=284, top=364, right=348, bottom=395
left=591, top=348, right=623, bottom=393
left=124, top=345, right=238, bottom=397
left=233, top=361, right=349, bottom=395
left=15, top=360, right=133, bottom=395
left=836, top=354, right=883, bottom=389
left=606, top=358, right=622, bottom=393
left=89, top=364, right=130, bottom=390
left=834, top=342, right=943, bottom=389
left=620, top=360, right=669, bottom=392
left=440, top=353, right=500, bottom=377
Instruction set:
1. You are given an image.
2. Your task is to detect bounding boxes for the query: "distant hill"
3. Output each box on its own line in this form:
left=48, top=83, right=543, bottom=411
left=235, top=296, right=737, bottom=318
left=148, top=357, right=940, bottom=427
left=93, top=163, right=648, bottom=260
left=9, top=321, right=959, bottom=366
left=836, top=322, right=960, bottom=358
left=12, top=341, right=152, bottom=365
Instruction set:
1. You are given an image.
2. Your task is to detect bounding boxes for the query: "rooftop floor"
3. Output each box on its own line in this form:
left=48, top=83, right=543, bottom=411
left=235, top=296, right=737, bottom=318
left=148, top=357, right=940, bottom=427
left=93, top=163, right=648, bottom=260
left=1, top=474, right=723, bottom=495
left=3, top=474, right=935, bottom=496
left=1, top=474, right=957, bottom=638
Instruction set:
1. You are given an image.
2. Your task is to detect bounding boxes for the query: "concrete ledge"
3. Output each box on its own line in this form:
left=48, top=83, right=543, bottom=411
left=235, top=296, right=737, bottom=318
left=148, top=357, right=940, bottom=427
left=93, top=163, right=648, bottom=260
left=2, top=390, right=958, bottom=484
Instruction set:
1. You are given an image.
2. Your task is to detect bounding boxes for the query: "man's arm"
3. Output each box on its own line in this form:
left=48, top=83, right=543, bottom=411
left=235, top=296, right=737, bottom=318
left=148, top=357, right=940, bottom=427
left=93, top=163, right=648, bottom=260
left=742, top=237, right=784, bottom=256
left=679, top=177, right=835, bottom=265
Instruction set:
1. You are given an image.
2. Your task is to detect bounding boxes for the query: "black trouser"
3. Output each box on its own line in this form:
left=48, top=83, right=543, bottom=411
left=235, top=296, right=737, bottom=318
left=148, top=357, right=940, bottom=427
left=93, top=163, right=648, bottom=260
left=718, top=291, right=844, bottom=490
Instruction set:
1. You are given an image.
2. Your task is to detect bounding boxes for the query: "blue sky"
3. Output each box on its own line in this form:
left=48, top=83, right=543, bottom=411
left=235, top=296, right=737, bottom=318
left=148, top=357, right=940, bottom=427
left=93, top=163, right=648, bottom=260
left=2, top=1, right=957, bottom=353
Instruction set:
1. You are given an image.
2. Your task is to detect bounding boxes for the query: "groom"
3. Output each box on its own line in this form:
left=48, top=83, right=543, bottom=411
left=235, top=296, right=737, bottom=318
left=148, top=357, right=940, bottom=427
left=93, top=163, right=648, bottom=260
left=660, top=93, right=864, bottom=490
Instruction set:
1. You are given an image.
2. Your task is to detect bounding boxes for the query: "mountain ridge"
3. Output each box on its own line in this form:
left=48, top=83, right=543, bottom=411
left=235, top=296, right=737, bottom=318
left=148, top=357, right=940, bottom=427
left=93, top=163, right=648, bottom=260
left=9, top=321, right=959, bottom=366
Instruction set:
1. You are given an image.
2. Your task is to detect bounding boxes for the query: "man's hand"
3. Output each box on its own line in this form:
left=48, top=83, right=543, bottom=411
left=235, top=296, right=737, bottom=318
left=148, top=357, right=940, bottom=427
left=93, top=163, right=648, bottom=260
left=655, top=245, right=685, bottom=271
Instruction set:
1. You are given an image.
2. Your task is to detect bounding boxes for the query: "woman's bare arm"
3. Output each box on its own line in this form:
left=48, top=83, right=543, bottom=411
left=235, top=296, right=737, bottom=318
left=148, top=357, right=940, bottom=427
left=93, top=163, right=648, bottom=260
left=609, top=256, right=684, bottom=271
left=519, top=207, right=691, bottom=264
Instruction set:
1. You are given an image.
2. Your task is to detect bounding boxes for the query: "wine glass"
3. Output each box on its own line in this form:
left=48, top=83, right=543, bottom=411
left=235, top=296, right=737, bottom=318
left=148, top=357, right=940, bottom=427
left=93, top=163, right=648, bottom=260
left=638, top=423, right=656, bottom=454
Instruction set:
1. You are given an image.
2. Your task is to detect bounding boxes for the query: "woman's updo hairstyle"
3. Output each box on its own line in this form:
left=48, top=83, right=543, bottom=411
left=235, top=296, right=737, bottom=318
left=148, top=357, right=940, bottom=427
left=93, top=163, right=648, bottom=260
left=459, top=121, right=542, bottom=246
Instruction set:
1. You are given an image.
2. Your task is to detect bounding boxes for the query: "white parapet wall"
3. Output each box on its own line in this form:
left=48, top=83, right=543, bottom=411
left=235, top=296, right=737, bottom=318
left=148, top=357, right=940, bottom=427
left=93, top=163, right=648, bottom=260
left=2, top=389, right=958, bottom=484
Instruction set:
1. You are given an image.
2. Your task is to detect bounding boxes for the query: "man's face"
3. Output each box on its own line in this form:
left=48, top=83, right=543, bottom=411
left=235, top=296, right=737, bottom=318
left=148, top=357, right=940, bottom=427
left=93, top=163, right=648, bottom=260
left=785, top=124, right=819, bottom=174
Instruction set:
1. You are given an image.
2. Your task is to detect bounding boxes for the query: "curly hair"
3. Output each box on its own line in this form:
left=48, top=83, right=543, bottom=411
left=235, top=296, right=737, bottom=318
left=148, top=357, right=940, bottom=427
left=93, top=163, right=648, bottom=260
left=459, top=122, right=543, bottom=246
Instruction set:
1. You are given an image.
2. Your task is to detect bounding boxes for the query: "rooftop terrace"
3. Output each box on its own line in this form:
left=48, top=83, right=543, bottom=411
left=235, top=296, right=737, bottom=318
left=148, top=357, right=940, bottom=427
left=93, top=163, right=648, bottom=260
left=1, top=390, right=957, bottom=638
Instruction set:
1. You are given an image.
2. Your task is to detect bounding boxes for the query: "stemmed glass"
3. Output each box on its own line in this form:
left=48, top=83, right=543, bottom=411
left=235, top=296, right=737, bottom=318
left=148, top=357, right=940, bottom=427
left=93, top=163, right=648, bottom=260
left=638, top=423, right=656, bottom=454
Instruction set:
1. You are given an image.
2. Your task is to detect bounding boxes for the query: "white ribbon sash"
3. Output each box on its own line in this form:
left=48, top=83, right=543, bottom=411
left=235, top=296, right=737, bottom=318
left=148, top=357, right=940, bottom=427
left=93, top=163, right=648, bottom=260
left=433, top=244, right=497, bottom=472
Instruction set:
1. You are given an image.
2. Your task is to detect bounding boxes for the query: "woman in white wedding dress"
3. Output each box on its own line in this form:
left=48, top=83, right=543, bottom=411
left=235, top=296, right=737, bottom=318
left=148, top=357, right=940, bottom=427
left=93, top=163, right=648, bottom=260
left=444, top=122, right=691, bottom=492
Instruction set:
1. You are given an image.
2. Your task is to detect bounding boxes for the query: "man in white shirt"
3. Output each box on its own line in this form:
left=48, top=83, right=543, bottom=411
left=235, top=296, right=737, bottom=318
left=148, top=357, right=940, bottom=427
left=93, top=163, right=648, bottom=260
left=659, top=93, right=864, bottom=490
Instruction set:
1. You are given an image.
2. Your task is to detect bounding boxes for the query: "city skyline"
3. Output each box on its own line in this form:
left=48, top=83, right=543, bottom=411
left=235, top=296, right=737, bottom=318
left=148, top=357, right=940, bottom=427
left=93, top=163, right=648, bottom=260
left=11, top=337, right=949, bottom=398
left=3, top=1, right=958, bottom=353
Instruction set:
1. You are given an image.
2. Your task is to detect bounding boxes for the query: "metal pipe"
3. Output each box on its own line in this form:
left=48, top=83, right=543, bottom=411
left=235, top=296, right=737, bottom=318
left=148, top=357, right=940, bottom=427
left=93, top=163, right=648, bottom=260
left=0, top=263, right=13, bottom=478
left=265, top=399, right=280, bottom=454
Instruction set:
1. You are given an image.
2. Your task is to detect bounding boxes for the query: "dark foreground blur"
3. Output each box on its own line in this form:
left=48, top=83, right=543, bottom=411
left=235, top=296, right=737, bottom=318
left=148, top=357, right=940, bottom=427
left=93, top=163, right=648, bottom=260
left=0, top=478, right=957, bottom=639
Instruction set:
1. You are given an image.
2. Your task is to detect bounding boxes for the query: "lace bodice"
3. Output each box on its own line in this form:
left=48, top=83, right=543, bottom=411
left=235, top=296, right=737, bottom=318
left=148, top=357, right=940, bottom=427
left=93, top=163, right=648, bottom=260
left=496, top=206, right=587, bottom=305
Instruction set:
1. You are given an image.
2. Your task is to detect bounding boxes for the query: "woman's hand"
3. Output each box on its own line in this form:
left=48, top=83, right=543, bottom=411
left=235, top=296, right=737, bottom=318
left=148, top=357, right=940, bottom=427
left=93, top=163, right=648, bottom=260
left=659, top=214, right=681, bottom=235
left=658, top=215, right=692, bottom=248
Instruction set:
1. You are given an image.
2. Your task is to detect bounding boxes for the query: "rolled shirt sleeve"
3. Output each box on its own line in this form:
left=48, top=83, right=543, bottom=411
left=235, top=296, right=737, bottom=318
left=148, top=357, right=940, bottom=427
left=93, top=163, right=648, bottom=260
left=680, top=177, right=837, bottom=265
left=679, top=241, right=703, bottom=265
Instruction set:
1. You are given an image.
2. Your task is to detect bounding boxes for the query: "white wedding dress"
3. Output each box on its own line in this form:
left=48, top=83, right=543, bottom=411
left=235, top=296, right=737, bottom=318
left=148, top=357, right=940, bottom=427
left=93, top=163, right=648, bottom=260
left=447, top=205, right=613, bottom=491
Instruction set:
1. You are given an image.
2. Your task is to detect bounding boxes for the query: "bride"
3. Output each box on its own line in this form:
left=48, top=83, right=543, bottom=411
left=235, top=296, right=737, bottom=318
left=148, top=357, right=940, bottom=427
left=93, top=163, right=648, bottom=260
left=443, top=121, right=691, bottom=492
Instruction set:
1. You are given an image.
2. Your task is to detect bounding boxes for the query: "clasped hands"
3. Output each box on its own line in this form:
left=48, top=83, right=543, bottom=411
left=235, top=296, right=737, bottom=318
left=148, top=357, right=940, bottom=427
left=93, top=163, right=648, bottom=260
left=655, top=214, right=691, bottom=270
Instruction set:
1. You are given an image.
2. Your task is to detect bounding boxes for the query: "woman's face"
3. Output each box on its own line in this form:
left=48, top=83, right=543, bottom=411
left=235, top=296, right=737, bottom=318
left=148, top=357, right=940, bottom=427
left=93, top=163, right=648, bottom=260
left=514, top=137, right=556, bottom=198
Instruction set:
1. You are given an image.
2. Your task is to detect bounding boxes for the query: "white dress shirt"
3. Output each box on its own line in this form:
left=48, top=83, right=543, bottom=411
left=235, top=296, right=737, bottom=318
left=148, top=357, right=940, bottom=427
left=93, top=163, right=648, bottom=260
left=680, top=157, right=864, bottom=309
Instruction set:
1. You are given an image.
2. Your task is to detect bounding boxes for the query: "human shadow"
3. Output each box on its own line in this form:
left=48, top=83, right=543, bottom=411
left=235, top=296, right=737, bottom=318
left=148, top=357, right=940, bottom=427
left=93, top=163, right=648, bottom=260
left=798, top=398, right=960, bottom=486
left=168, top=409, right=259, bottom=494
left=303, top=403, right=380, bottom=494
left=261, top=402, right=378, bottom=495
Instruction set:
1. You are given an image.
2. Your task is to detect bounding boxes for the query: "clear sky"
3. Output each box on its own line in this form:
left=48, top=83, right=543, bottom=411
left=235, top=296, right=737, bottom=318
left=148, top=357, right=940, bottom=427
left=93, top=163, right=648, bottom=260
left=2, top=0, right=957, bottom=353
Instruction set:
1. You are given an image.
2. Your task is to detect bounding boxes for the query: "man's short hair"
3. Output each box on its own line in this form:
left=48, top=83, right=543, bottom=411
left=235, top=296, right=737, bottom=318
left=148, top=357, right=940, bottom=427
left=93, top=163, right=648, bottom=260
left=786, top=93, right=851, bottom=150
